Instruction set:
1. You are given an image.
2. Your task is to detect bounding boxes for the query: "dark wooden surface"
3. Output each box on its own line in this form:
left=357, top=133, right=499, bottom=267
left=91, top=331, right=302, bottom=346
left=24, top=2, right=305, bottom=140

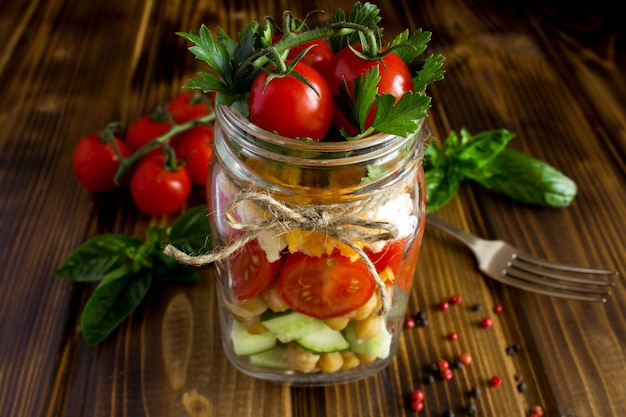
left=1, top=0, right=624, bottom=416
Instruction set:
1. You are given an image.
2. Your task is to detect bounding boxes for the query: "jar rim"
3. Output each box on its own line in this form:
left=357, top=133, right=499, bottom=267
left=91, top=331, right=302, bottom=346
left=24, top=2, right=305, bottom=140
left=215, top=104, right=424, bottom=152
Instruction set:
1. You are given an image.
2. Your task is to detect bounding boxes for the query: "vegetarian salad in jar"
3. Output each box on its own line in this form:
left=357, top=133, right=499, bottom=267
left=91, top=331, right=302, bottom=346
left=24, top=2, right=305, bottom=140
left=172, top=1, right=444, bottom=384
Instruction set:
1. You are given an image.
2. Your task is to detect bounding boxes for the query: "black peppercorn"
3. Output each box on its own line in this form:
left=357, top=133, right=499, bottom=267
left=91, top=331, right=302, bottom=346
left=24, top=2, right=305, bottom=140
left=423, top=374, right=435, bottom=385
left=469, top=387, right=481, bottom=398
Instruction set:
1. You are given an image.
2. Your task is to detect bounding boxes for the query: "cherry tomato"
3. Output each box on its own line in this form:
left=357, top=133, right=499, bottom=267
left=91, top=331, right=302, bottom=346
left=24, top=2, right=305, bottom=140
left=72, top=133, right=130, bottom=192
left=277, top=251, right=376, bottom=318
left=174, top=125, right=214, bottom=186
left=366, top=238, right=406, bottom=278
left=129, top=154, right=191, bottom=216
left=248, top=62, right=333, bottom=140
left=125, top=112, right=171, bottom=156
left=166, top=91, right=211, bottom=125
left=273, top=35, right=334, bottom=76
left=397, top=236, right=421, bottom=291
left=229, top=239, right=281, bottom=301
left=326, top=44, right=414, bottom=135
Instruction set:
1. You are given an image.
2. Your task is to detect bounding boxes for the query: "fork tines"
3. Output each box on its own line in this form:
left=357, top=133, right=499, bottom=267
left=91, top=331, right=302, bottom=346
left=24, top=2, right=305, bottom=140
left=505, top=253, right=619, bottom=302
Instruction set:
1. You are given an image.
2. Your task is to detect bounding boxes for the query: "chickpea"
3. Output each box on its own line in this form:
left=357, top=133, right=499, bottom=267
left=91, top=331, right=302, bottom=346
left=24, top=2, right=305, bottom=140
left=318, top=352, right=344, bottom=373
left=356, top=353, right=377, bottom=364
left=225, top=294, right=267, bottom=319
left=261, top=282, right=290, bottom=312
left=324, top=316, right=350, bottom=331
left=286, top=342, right=320, bottom=373
left=354, top=316, right=383, bottom=341
left=345, top=291, right=379, bottom=320
left=340, top=350, right=361, bottom=370
left=241, top=315, right=268, bottom=335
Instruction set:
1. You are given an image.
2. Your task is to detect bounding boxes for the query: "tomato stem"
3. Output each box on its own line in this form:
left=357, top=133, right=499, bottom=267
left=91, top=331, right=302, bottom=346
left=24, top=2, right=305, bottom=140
left=112, top=111, right=216, bottom=185
left=238, top=22, right=380, bottom=78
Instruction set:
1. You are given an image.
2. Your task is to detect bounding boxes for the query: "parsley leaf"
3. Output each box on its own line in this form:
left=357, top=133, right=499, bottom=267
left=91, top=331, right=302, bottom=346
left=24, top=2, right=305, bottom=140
left=372, top=92, right=430, bottom=137
left=330, top=2, right=382, bottom=53
left=177, top=23, right=261, bottom=105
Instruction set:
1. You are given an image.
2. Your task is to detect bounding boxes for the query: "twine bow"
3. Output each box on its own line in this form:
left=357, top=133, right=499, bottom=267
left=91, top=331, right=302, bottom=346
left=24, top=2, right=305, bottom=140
left=164, top=187, right=403, bottom=315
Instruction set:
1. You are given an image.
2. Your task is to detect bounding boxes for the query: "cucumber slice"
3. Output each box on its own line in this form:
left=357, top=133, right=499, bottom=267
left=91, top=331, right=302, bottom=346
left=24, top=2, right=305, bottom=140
left=249, top=345, right=290, bottom=370
left=230, top=320, right=277, bottom=356
left=343, top=319, right=392, bottom=359
left=261, top=311, right=327, bottom=343
left=297, top=325, right=349, bottom=353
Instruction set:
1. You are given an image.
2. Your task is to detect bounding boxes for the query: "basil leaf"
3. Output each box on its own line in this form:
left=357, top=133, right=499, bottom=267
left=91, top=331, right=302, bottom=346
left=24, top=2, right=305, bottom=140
left=473, top=149, right=578, bottom=207
left=169, top=205, right=212, bottom=254
left=152, top=251, right=202, bottom=284
left=425, top=167, right=462, bottom=213
left=456, top=129, right=515, bottom=172
left=54, top=235, right=141, bottom=282
left=81, top=270, right=152, bottom=345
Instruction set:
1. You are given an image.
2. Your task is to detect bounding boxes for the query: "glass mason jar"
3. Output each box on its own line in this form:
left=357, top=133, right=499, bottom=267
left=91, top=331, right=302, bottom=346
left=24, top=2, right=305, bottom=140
left=207, top=104, right=427, bottom=386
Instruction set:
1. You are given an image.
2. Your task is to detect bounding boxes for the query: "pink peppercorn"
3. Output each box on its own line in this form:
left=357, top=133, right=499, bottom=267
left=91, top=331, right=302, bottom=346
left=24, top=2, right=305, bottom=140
left=480, top=317, right=493, bottom=328
left=459, top=352, right=472, bottom=365
left=493, top=304, right=503, bottom=314
left=448, top=332, right=459, bottom=341
left=489, top=375, right=502, bottom=387
left=410, top=389, right=425, bottom=402
left=438, top=359, right=450, bottom=371
left=530, top=405, right=544, bottom=416
left=405, top=317, right=416, bottom=328
left=411, top=400, right=424, bottom=412
left=450, top=294, right=462, bottom=305
left=438, top=300, right=450, bottom=311
left=441, top=368, right=454, bottom=381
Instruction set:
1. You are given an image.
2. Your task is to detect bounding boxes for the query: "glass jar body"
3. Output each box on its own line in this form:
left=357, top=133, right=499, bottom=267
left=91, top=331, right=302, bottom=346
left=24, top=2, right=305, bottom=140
left=208, top=105, right=427, bottom=386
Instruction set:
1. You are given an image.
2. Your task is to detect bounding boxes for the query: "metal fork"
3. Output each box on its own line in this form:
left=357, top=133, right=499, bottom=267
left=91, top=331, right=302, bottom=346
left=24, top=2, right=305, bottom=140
left=426, top=216, right=619, bottom=302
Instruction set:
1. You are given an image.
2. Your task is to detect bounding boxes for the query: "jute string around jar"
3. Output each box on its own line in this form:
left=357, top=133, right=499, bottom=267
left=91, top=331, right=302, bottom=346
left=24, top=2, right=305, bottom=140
left=164, top=178, right=413, bottom=315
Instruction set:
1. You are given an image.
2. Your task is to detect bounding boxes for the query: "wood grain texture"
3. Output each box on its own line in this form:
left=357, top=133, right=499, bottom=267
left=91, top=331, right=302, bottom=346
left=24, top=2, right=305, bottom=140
left=1, top=0, right=624, bottom=416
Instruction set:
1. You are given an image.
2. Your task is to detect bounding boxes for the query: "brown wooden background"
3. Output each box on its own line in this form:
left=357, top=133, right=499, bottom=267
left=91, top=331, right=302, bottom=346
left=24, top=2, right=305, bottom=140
left=1, top=0, right=624, bottom=416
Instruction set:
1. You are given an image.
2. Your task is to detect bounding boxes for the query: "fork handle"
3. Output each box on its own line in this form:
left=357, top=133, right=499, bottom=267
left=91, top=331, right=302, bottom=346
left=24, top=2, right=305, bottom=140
left=426, top=215, right=484, bottom=248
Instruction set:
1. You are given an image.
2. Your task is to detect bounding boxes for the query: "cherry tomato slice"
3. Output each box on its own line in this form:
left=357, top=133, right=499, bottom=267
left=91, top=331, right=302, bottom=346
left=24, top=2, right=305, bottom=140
left=277, top=251, right=376, bottom=319
left=229, top=239, right=281, bottom=301
left=366, top=238, right=406, bottom=277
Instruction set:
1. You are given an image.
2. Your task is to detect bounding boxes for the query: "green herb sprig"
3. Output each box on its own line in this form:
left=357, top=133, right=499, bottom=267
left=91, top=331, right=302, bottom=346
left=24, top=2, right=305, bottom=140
left=54, top=205, right=212, bottom=344
left=424, top=128, right=578, bottom=212
left=177, top=2, right=444, bottom=139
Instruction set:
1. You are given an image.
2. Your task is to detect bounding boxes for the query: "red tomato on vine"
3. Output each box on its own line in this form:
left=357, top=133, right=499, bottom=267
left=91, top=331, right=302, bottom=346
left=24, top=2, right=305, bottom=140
left=166, top=91, right=212, bottom=125
left=273, top=35, right=334, bottom=76
left=129, top=154, right=191, bottom=216
left=326, top=44, right=414, bottom=135
left=72, top=132, right=130, bottom=193
left=174, top=125, right=214, bottom=186
left=248, top=62, right=333, bottom=140
left=125, top=111, right=171, bottom=156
